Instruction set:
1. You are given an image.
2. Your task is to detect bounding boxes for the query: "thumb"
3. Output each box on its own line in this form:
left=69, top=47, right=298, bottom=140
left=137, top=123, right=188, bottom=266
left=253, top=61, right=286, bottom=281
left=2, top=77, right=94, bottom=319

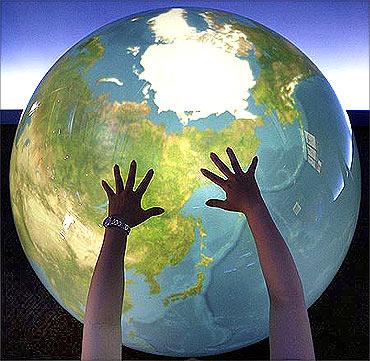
left=205, top=199, right=228, bottom=209
left=144, top=207, right=165, bottom=219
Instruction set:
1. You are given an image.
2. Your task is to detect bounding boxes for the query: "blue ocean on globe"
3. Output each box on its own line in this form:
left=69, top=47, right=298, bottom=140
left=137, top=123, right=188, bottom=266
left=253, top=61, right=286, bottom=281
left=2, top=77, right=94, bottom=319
left=10, top=7, right=360, bottom=357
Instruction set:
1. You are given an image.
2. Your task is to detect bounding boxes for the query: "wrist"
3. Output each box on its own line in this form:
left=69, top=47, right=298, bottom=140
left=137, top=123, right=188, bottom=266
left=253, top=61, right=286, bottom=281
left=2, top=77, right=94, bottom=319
left=103, top=227, right=128, bottom=247
left=104, top=214, right=131, bottom=235
left=242, top=191, right=265, bottom=216
left=105, top=226, right=127, bottom=236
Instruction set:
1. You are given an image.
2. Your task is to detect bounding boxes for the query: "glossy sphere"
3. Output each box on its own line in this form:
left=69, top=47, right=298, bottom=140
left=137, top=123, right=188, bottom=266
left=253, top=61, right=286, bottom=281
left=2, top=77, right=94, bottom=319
left=9, top=7, right=361, bottom=357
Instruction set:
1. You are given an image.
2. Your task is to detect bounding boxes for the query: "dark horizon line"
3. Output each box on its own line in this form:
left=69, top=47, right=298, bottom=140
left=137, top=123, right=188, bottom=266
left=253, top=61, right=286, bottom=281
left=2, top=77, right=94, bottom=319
left=0, top=109, right=369, bottom=126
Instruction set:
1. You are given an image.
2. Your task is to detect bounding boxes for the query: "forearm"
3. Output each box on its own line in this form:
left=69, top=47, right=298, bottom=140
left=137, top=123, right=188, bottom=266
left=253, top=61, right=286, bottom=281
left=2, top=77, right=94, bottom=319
left=83, top=227, right=127, bottom=326
left=244, top=193, right=305, bottom=305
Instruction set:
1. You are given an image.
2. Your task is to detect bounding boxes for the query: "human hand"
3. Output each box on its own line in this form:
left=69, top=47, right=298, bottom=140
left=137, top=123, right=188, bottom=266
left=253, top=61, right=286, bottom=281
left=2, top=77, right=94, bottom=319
left=200, top=147, right=261, bottom=214
left=101, top=161, right=165, bottom=228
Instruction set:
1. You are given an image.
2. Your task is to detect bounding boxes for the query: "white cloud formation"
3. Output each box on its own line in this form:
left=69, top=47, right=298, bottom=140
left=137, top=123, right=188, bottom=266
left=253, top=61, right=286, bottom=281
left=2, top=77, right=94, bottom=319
left=127, top=46, right=140, bottom=56
left=132, top=65, right=140, bottom=76
left=96, top=77, right=124, bottom=86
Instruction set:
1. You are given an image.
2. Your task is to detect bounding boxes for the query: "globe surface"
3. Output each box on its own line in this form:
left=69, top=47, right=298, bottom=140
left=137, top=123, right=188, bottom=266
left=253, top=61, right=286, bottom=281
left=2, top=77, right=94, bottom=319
left=10, top=7, right=360, bottom=357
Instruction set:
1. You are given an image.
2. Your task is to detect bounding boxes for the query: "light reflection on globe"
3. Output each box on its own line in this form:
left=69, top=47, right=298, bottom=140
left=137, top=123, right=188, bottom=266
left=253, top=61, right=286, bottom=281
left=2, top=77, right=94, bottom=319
left=9, top=7, right=360, bottom=357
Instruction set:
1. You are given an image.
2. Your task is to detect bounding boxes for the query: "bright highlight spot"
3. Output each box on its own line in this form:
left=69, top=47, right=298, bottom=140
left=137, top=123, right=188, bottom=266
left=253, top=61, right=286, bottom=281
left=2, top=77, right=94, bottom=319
left=28, top=101, right=40, bottom=117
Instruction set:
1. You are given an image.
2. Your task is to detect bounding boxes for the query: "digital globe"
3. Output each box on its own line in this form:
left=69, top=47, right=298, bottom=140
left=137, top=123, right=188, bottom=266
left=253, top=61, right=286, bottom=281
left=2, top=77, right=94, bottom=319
left=9, top=7, right=361, bottom=357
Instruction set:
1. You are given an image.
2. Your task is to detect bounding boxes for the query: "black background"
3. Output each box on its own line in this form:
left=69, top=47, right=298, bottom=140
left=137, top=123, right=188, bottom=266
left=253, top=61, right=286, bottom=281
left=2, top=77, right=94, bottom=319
left=1, top=111, right=368, bottom=360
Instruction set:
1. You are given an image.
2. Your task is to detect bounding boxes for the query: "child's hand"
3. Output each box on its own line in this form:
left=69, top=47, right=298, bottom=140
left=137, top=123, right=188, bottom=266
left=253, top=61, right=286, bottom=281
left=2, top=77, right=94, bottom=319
left=201, top=147, right=261, bottom=214
left=101, top=161, right=164, bottom=227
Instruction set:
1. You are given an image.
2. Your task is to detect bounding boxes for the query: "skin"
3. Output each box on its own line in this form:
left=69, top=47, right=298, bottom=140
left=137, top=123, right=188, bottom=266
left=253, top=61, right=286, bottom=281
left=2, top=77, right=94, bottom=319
left=81, top=161, right=163, bottom=360
left=81, top=148, right=316, bottom=361
left=102, top=161, right=165, bottom=228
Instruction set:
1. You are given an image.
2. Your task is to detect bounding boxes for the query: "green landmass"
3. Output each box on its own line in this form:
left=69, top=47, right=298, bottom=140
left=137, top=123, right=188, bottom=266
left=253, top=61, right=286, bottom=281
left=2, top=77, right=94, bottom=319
left=229, top=19, right=319, bottom=126
left=123, top=116, right=262, bottom=295
left=197, top=217, right=207, bottom=243
left=162, top=217, right=213, bottom=304
left=163, top=271, right=205, bottom=306
left=10, top=31, right=263, bottom=320
left=9, top=36, right=109, bottom=321
left=196, top=253, right=214, bottom=268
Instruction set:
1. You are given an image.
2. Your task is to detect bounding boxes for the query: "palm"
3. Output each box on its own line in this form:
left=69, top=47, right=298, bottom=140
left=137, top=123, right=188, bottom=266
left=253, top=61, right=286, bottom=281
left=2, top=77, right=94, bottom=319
left=102, top=161, right=164, bottom=228
left=200, top=147, right=260, bottom=213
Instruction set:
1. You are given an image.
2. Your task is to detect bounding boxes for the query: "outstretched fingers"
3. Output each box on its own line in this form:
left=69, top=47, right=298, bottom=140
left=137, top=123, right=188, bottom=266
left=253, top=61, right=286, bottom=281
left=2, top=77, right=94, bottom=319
left=114, top=164, right=124, bottom=193
left=247, top=156, right=258, bottom=175
left=210, top=152, right=234, bottom=178
left=205, top=199, right=228, bottom=210
left=226, top=147, right=243, bottom=175
left=135, top=168, right=154, bottom=198
left=144, top=206, right=165, bottom=220
left=125, top=160, right=137, bottom=192
left=200, top=168, right=226, bottom=188
left=101, top=180, right=115, bottom=200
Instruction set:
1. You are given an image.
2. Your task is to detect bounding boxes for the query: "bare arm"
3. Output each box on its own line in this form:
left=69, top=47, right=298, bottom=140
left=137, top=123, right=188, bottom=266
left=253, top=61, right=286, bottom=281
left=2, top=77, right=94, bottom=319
left=201, top=148, right=315, bottom=361
left=245, top=192, right=315, bottom=361
left=81, top=161, right=164, bottom=361
left=81, top=227, right=126, bottom=361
